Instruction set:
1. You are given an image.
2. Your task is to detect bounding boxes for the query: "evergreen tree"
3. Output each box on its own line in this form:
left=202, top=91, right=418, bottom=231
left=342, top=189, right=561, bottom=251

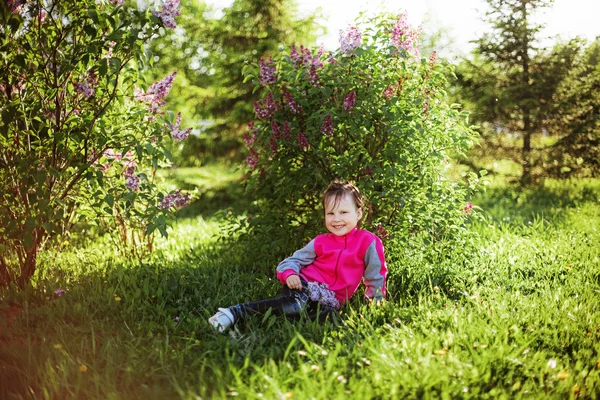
left=455, top=0, right=580, bottom=184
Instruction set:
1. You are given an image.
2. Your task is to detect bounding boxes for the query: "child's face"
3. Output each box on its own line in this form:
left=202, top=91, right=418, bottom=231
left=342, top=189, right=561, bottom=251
left=324, top=193, right=362, bottom=236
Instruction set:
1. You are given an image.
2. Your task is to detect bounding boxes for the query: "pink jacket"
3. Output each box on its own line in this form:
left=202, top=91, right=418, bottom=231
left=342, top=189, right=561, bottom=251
left=276, top=228, right=387, bottom=305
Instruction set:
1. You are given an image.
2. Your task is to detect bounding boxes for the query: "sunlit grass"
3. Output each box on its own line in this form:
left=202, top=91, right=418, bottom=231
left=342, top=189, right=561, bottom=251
left=1, top=172, right=599, bottom=399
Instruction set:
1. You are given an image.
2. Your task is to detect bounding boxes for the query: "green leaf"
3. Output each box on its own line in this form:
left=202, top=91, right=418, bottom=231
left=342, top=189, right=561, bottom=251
left=104, top=194, right=114, bottom=207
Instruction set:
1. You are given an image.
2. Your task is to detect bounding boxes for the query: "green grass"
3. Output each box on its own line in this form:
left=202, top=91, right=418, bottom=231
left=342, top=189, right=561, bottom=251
left=1, top=172, right=599, bottom=399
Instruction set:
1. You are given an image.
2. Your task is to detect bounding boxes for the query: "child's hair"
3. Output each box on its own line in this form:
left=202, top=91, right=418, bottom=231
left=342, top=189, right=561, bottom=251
left=322, top=181, right=364, bottom=215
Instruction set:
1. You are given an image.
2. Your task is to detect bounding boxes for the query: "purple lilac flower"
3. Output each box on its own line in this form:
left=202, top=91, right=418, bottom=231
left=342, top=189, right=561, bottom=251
left=246, top=148, right=259, bottom=169
left=463, top=202, right=474, bottom=215
left=284, top=91, right=302, bottom=114
left=170, top=112, right=192, bottom=141
left=339, top=25, right=362, bottom=53
left=7, top=0, right=25, bottom=13
left=153, top=0, right=181, bottom=29
left=298, top=132, right=309, bottom=151
left=282, top=121, right=291, bottom=139
left=308, top=65, right=320, bottom=86
left=74, top=82, right=94, bottom=99
left=125, top=173, right=140, bottom=191
left=104, top=41, right=117, bottom=59
left=290, top=44, right=301, bottom=64
left=109, top=0, right=124, bottom=4
left=321, top=114, right=334, bottom=136
left=246, top=156, right=258, bottom=169
left=376, top=224, right=390, bottom=240
left=134, top=72, right=176, bottom=113
left=429, top=51, right=437, bottom=69
left=54, top=289, right=66, bottom=297
left=382, top=86, right=394, bottom=101
left=269, top=137, right=278, bottom=153
left=327, top=51, right=336, bottom=64
left=271, top=120, right=281, bottom=138
left=343, top=90, right=356, bottom=111
left=259, top=58, right=277, bottom=85
left=306, top=282, right=340, bottom=309
left=159, top=190, right=190, bottom=210
left=254, top=92, right=278, bottom=120
left=391, top=13, right=421, bottom=57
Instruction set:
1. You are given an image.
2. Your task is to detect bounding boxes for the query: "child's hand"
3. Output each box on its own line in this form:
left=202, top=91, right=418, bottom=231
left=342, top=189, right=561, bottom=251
left=286, top=275, right=303, bottom=290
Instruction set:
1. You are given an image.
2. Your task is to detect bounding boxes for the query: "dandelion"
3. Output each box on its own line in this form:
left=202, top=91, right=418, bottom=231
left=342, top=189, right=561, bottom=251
left=54, top=288, right=66, bottom=297
left=259, top=58, right=277, bottom=85
left=114, top=296, right=121, bottom=302
left=54, top=344, right=63, bottom=349
left=169, top=112, right=192, bottom=141
left=556, top=370, right=569, bottom=380
left=153, top=0, right=181, bottom=29
left=339, top=25, right=362, bottom=53
left=79, top=365, right=88, bottom=373
left=343, top=90, right=356, bottom=111
left=321, top=114, right=334, bottom=136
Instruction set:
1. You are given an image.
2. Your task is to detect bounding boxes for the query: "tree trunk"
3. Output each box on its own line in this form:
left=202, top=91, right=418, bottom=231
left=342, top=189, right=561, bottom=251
left=17, top=245, right=38, bottom=289
left=0, top=256, right=12, bottom=288
left=521, top=119, right=532, bottom=186
left=520, top=1, right=533, bottom=186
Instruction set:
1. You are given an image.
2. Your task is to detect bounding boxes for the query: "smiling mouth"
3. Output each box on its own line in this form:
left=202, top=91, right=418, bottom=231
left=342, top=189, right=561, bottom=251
left=332, top=225, right=345, bottom=229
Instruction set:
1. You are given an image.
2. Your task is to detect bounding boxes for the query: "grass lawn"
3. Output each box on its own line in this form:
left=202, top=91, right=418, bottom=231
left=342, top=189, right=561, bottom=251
left=1, top=169, right=599, bottom=399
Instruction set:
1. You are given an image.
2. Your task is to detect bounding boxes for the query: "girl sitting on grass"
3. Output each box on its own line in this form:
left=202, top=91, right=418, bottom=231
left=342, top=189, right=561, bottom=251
left=208, top=180, right=387, bottom=332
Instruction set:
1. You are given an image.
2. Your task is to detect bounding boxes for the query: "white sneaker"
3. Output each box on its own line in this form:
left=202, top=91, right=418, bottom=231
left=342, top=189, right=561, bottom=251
left=208, top=307, right=235, bottom=332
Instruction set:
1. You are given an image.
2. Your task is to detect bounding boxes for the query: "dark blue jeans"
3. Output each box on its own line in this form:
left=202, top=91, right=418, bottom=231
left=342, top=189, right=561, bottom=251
left=229, top=280, right=338, bottom=324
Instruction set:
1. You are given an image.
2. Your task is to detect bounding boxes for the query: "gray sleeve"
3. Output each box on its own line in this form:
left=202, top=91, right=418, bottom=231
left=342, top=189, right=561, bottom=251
left=363, top=240, right=386, bottom=299
left=276, top=239, right=317, bottom=276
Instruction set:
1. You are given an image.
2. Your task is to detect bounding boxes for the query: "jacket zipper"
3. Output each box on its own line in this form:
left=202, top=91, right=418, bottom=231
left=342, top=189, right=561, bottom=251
left=330, top=235, right=347, bottom=288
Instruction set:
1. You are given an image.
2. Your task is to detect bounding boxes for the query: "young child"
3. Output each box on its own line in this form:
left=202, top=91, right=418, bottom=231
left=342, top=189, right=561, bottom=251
left=208, top=181, right=387, bottom=332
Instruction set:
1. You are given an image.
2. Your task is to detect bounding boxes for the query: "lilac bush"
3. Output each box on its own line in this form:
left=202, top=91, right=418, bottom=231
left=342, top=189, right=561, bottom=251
left=0, top=0, right=191, bottom=287
left=240, top=12, right=481, bottom=256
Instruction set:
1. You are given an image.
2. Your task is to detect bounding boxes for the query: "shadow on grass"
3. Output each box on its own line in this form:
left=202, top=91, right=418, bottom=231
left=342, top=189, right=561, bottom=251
left=474, top=179, right=599, bottom=226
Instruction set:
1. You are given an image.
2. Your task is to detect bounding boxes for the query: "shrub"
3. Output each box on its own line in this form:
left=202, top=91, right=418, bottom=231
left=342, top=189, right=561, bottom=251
left=240, top=12, right=482, bottom=261
left=0, top=0, right=191, bottom=287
